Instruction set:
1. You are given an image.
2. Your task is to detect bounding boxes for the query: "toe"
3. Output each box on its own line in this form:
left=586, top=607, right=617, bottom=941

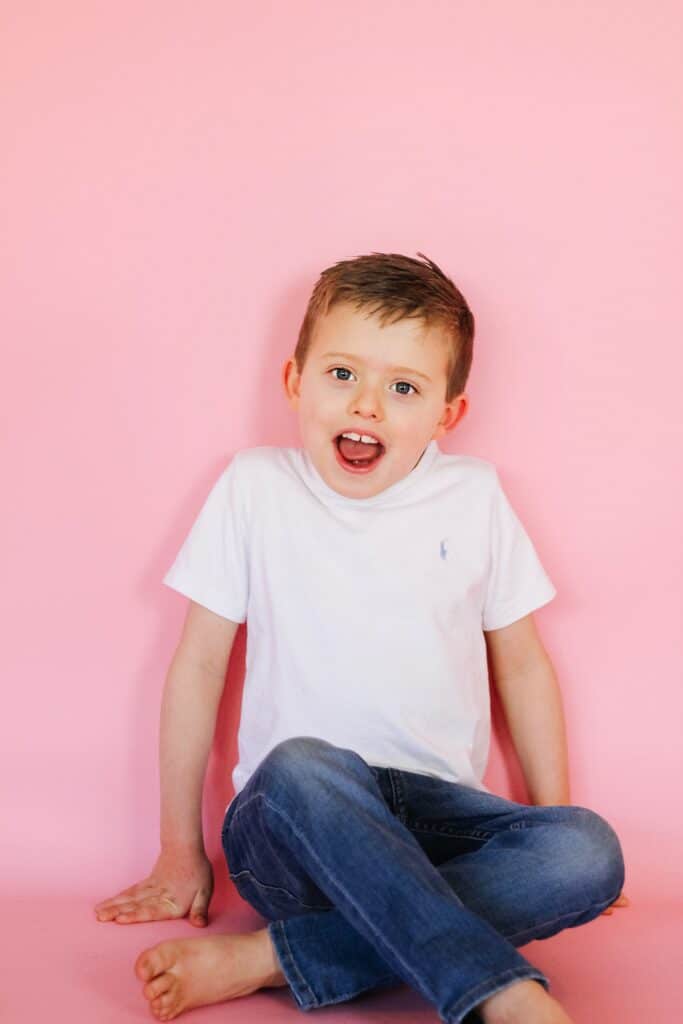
left=144, top=974, right=172, bottom=1000
left=135, top=943, right=175, bottom=982
left=154, top=992, right=178, bottom=1021
left=135, top=950, right=156, bottom=982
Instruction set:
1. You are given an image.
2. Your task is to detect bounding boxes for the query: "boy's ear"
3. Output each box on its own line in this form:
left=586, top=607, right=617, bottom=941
left=282, top=356, right=301, bottom=409
left=432, top=394, right=469, bottom=440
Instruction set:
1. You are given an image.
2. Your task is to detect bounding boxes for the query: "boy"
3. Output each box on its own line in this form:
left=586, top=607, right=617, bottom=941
left=95, top=253, right=627, bottom=1024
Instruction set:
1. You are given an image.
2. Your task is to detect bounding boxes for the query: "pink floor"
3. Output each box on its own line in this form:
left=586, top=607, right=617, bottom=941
left=5, top=886, right=679, bottom=1023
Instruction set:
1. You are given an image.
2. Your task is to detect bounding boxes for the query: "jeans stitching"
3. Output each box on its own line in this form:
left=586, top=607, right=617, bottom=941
left=387, top=769, right=400, bottom=817
left=227, top=781, right=619, bottom=1013
left=270, top=920, right=318, bottom=1007
left=445, top=966, right=550, bottom=1023
left=228, top=793, right=335, bottom=910
left=257, top=792, right=444, bottom=1003
left=314, top=973, right=400, bottom=1005
left=408, top=824, right=493, bottom=840
left=391, top=769, right=407, bottom=821
left=230, top=868, right=332, bottom=911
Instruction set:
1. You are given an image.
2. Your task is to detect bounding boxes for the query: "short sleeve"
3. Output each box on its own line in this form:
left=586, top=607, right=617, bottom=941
left=482, top=469, right=557, bottom=631
left=162, top=456, right=249, bottom=623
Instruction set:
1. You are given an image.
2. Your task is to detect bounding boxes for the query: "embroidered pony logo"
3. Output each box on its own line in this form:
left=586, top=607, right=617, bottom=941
left=439, top=537, right=449, bottom=561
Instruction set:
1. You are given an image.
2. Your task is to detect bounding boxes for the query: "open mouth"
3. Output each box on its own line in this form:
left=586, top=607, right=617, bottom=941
left=334, top=433, right=386, bottom=473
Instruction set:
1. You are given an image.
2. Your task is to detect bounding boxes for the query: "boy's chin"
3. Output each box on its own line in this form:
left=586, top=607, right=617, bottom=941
left=326, top=476, right=391, bottom=499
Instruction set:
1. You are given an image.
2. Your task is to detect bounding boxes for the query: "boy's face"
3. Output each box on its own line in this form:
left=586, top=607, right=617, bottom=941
left=283, top=302, right=468, bottom=498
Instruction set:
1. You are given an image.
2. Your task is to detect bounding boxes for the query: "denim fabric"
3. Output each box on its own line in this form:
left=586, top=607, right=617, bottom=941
left=221, top=736, right=624, bottom=1024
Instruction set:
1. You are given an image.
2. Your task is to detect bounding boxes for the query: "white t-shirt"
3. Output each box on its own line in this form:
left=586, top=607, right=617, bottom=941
left=163, top=441, right=556, bottom=807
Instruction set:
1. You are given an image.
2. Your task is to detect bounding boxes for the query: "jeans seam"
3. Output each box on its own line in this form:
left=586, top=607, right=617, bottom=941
left=391, top=769, right=407, bottom=821
left=408, top=825, right=493, bottom=840
left=445, top=966, right=549, bottom=1023
left=258, top=792, right=443, bottom=1002
left=314, top=973, right=400, bottom=1006
left=270, top=920, right=319, bottom=1008
left=229, top=786, right=614, bottom=1016
left=230, top=792, right=271, bottom=820
left=387, top=769, right=400, bottom=818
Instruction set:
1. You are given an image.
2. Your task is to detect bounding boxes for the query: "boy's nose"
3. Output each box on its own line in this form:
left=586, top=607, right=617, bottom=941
left=348, top=384, right=384, bottom=419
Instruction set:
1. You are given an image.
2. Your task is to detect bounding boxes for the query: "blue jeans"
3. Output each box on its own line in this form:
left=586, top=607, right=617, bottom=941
left=221, top=736, right=625, bottom=1024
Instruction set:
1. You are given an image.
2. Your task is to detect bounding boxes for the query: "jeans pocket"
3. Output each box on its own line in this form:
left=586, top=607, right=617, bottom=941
left=229, top=868, right=333, bottom=921
left=410, top=822, right=492, bottom=864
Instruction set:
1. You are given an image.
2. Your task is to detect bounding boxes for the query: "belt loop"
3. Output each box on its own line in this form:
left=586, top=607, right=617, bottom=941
left=388, top=768, right=407, bottom=823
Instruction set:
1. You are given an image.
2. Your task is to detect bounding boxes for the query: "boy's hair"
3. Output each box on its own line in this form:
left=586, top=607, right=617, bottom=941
left=295, top=252, right=475, bottom=401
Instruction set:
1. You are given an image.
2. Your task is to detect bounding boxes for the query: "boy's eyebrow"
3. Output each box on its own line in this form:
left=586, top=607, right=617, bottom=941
left=319, top=351, right=434, bottom=384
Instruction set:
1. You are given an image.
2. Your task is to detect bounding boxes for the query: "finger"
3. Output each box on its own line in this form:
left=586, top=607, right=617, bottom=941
left=600, top=891, right=631, bottom=916
left=189, top=889, right=211, bottom=927
left=97, top=901, right=147, bottom=920
left=95, top=898, right=136, bottom=914
left=95, top=886, right=162, bottom=912
left=122, top=897, right=181, bottom=921
left=96, top=902, right=137, bottom=920
left=95, top=895, right=135, bottom=911
left=115, top=903, right=179, bottom=924
left=604, top=892, right=630, bottom=912
left=95, top=897, right=154, bottom=921
left=97, top=894, right=174, bottom=920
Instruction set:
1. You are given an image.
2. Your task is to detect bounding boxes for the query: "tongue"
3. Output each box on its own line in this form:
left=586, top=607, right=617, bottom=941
left=338, top=437, right=382, bottom=462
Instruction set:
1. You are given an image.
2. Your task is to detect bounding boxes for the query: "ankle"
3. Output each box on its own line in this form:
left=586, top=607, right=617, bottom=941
left=257, top=928, right=287, bottom=988
left=478, top=979, right=543, bottom=1023
left=478, top=978, right=574, bottom=1024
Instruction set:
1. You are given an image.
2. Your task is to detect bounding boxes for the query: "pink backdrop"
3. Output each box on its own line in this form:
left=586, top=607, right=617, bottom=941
left=2, top=3, right=682, bottom=1020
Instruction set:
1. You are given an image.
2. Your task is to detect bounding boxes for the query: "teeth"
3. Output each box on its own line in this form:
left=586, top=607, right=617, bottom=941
left=340, top=432, right=380, bottom=445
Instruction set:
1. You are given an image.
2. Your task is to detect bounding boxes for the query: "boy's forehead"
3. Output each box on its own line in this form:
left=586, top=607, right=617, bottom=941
left=313, top=300, right=419, bottom=335
left=310, top=302, right=449, bottom=363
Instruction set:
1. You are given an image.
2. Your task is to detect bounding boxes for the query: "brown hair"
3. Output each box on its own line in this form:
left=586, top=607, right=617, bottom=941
left=294, top=251, right=475, bottom=401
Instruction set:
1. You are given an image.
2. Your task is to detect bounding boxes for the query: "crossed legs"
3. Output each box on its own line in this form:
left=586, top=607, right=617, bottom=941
left=136, top=737, right=624, bottom=1023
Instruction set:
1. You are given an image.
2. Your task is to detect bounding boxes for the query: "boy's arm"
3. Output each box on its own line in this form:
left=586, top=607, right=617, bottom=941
left=95, top=599, right=239, bottom=925
left=484, top=613, right=570, bottom=806
left=160, top=599, right=241, bottom=851
left=485, top=613, right=630, bottom=915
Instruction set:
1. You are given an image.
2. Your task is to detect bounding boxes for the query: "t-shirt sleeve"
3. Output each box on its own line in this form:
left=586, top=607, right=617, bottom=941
left=482, top=469, right=557, bottom=631
left=162, top=456, right=249, bottom=623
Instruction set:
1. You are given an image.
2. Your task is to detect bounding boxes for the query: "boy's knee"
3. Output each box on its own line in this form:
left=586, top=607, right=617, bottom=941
left=258, top=736, right=372, bottom=806
left=565, top=806, right=625, bottom=900
left=266, top=735, right=339, bottom=769
left=258, top=735, right=353, bottom=787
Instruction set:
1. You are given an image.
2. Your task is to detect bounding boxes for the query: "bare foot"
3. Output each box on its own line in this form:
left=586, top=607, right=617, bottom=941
left=134, top=927, right=287, bottom=1020
left=478, top=978, right=574, bottom=1024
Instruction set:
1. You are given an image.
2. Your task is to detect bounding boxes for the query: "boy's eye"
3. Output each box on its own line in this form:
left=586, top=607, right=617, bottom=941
left=329, top=368, right=418, bottom=395
left=391, top=381, right=418, bottom=396
left=330, top=367, right=355, bottom=382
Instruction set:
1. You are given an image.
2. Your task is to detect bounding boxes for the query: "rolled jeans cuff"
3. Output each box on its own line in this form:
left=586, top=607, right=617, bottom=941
left=268, top=919, right=318, bottom=1009
left=269, top=916, right=549, bottom=1021
left=447, top=967, right=550, bottom=1024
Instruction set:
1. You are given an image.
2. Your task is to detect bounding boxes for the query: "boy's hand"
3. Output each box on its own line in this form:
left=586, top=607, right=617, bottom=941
left=601, top=891, right=630, bottom=915
left=94, top=847, right=214, bottom=927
